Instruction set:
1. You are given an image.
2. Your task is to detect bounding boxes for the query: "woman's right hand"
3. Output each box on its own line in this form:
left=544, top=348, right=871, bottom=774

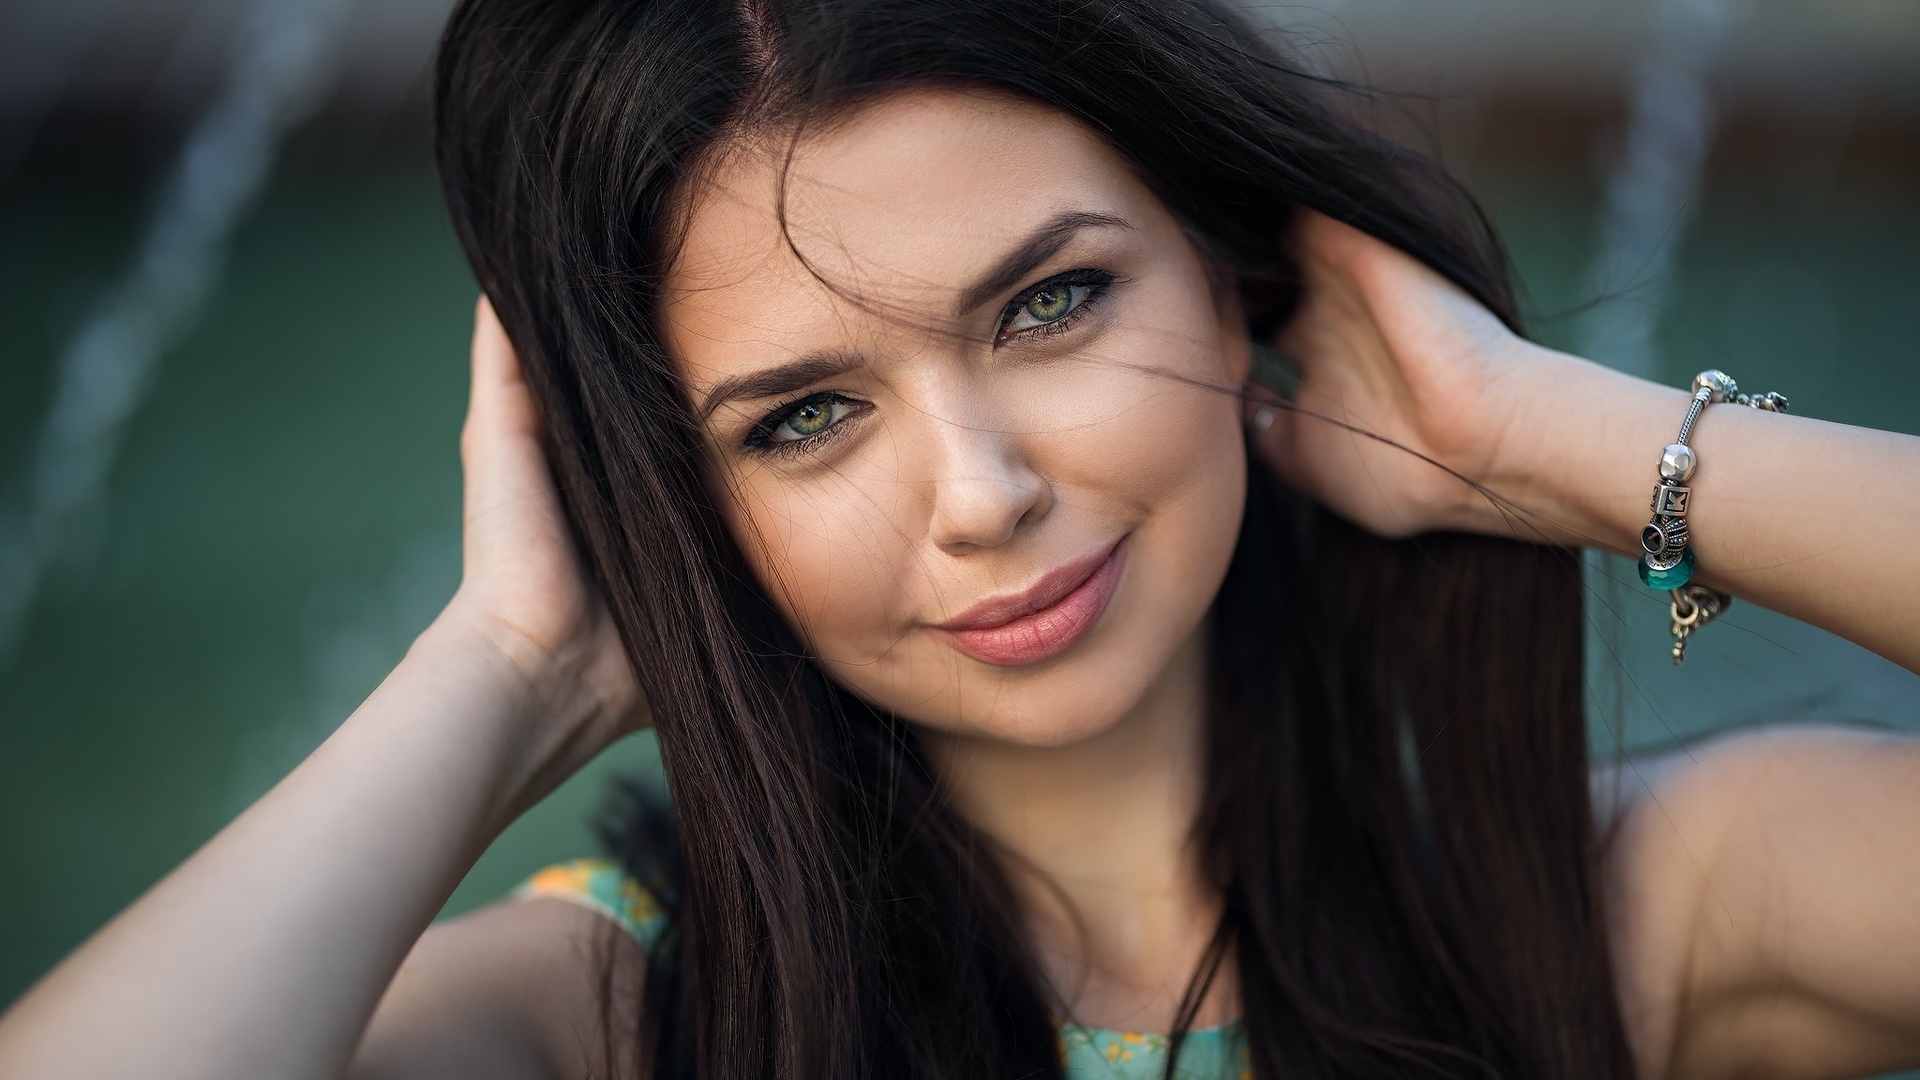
left=0, top=298, right=648, bottom=1080
left=433, top=297, right=646, bottom=813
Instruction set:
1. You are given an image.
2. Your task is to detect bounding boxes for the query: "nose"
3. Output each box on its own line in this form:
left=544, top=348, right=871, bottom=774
left=926, top=417, right=1052, bottom=553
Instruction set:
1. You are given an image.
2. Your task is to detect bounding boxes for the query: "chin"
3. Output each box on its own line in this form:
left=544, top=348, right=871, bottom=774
left=929, top=679, right=1162, bottom=750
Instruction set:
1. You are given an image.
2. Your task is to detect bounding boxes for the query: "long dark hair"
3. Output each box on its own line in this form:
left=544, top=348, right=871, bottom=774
left=433, top=0, right=1633, bottom=1076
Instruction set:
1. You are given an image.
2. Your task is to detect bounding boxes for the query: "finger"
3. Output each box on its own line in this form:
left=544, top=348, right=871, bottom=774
left=1285, top=210, right=1370, bottom=282
left=465, top=295, right=547, bottom=452
left=1289, top=212, right=1490, bottom=338
left=467, top=296, right=538, bottom=433
left=1288, top=210, right=1423, bottom=283
left=461, top=296, right=564, bottom=552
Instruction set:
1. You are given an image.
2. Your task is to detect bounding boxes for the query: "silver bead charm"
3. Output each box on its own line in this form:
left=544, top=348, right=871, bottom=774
left=1658, top=442, right=1697, bottom=482
left=1692, top=369, right=1737, bottom=403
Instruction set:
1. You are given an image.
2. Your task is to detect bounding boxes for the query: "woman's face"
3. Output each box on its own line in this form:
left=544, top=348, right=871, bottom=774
left=662, top=88, right=1249, bottom=748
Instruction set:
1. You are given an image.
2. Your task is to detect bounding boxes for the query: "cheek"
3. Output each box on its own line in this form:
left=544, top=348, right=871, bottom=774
left=1004, top=294, right=1250, bottom=715
left=1064, top=378, right=1239, bottom=503
left=721, top=451, right=922, bottom=661
left=1059, top=359, right=1249, bottom=644
left=1026, top=294, right=1247, bottom=515
left=710, top=278, right=1249, bottom=734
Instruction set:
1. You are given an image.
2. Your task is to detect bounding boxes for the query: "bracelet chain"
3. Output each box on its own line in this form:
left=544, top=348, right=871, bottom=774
left=1640, top=369, right=1790, bottom=664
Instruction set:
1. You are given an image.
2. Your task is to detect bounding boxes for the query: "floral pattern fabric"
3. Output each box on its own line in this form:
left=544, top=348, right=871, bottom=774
left=516, top=858, right=1251, bottom=1079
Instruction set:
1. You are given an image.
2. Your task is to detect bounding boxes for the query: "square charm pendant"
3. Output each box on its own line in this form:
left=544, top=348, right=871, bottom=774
left=1650, top=483, right=1691, bottom=516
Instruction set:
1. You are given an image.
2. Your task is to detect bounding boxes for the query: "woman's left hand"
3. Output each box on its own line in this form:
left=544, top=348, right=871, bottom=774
left=1247, top=210, right=1544, bottom=540
left=1257, top=214, right=1920, bottom=1080
left=1255, top=212, right=1920, bottom=681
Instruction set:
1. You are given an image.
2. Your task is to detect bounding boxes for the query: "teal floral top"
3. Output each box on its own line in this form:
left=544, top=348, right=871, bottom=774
left=517, top=859, right=1251, bottom=1079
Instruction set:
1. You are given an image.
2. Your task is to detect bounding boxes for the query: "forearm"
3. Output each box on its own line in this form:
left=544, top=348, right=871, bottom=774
left=1480, top=346, right=1920, bottom=673
left=0, top=620, right=541, bottom=1080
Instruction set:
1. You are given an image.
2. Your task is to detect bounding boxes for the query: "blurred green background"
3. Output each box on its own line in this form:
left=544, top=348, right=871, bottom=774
left=0, top=132, right=667, bottom=998
left=2, top=3, right=1917, bottom=1066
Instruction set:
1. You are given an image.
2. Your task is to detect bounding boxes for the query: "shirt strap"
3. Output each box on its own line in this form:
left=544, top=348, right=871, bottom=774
left=514, top=857, right=669, bottom=952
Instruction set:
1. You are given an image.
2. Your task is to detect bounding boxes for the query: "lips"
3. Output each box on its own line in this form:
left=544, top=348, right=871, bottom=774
left=935, top=536, right=1128, bottom=667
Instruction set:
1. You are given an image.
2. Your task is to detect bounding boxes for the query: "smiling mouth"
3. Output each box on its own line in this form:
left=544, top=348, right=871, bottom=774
left=934, top=536, right=1128, bottom=667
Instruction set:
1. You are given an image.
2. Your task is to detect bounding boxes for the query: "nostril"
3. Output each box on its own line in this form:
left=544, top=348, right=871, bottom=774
left=921, top=415, right=1053, bottom=551
left=930, top=477, right=1033, bottom=551
left=929, top=469, right=1053, bottom=553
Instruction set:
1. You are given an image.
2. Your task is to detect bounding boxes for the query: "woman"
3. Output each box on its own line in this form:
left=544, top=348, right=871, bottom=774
left=3, top=0, right=1918, bottom=1077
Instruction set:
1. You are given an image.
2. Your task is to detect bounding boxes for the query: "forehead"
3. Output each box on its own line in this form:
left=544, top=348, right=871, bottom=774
left=661, top=88, right=1156, bottom=387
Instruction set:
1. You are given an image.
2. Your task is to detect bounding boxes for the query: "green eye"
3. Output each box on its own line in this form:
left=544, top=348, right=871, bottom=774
left=998, top=270, right=1113, bottom=339
left=1023, top=286, right=1073, bottom=323
left=785, top=400, right=834, bottom=437
left=752, top=392, right=863, bottom=450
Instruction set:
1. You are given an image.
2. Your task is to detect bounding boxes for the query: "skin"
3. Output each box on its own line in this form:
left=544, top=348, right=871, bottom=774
left=663, top=94, right=1248, bottom=1026
left=666, top=93, right=1247, bottom=750
left=2, top=86, right=1919, bottom=1080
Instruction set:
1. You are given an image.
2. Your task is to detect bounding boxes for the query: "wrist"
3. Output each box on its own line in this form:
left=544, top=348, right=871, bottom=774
left=419, top=590, right=625, bottom=730
left=406, top=608, right=549, bottom=725
left=1455, top=344, right=1693, bottom=552
left=411, top=594, right=640, bottom=822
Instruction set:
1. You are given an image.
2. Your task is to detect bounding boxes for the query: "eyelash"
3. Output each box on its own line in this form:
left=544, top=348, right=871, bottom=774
left=740, top=267, right=1118, bottom=460
left=995, top=268, right=1116, bottom=344
left=743, top=392, right=867, bottom=459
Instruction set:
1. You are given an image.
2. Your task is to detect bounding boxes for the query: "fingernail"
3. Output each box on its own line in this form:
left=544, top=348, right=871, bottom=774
left=1251, top=406, right=1276, bottom=433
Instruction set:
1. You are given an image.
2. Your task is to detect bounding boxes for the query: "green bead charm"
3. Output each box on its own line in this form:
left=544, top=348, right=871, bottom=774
left=1638, top=547, right=1696, bottom=590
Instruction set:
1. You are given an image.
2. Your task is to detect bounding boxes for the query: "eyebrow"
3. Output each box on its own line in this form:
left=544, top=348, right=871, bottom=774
left=695, top=208, right=1134, bottom=422
left=697, top=351, right=860, bottom=421
left=953, top=208, right=1134, bottom=316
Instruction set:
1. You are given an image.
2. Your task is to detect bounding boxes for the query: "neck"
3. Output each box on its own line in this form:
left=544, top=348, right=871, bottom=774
left=920, top=629, right=1237, bottom=1032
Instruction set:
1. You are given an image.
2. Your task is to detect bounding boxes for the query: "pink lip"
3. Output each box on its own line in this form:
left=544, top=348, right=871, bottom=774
left=935, top=537, right=1128, bottom=667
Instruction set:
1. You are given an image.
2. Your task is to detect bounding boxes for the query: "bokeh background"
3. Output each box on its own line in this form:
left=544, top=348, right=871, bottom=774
left=2, top=0, right=1917, bottom=1051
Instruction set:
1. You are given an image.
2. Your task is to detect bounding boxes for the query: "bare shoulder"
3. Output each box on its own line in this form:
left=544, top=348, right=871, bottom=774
left=350, top=897, right=647, bottom=1080
left=1601, top=724, right=1920, bottom=1080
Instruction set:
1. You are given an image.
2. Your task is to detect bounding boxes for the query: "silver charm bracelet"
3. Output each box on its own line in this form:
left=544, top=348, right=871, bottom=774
left=1638, top=369, right=1789, bottom=664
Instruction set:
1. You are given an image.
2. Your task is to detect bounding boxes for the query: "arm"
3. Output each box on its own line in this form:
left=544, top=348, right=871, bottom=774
left=0, top=299, right=644, bottom=1080
left=1607, top=726, right=1920, bottom=1080
left=1260, top=214, right=1920, bottom=1078
left=0, top=629, right=546, bottom=1080
left=349, top=898, right=646, bottom=1080
left=1253, top=213, right=1920, bottom=672
left=1484, top=356, right=1920, bottom=673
